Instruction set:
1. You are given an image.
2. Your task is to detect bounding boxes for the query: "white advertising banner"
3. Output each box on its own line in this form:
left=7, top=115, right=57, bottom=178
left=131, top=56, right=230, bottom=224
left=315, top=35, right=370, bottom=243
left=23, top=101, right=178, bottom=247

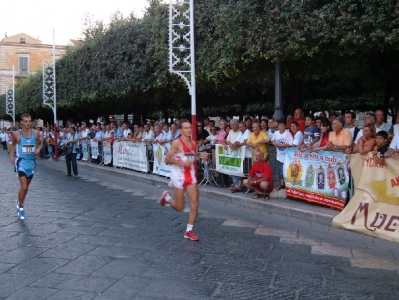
left=215, top=145, right=246, bottom=177
left=91, top=140, right=99, bottom=159
left=152, top=143, right=171, bottom=177
left=103, top=141, right=112, bottom=165
left=113, top=141, right=148, bottom=172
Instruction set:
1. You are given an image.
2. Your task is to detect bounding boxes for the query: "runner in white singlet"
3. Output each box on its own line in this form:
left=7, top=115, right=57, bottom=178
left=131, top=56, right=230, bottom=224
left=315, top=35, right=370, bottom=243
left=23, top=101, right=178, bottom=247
left=158, top=120, right=208, bottom=241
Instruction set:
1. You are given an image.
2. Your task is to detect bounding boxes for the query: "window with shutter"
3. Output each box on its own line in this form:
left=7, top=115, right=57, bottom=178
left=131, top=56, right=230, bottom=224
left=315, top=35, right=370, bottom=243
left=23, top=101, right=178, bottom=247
left=18, top=56, right=29, bottom=76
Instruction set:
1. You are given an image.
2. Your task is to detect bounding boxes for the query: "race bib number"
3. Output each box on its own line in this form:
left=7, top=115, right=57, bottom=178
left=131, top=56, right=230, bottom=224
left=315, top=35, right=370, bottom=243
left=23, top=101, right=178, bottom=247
left=22, top=144, right=35, bottom=154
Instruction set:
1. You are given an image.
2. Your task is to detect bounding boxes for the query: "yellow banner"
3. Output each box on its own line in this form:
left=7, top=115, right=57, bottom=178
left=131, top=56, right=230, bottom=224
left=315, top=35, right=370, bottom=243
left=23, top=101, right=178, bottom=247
left=332, top=153, right=399, bottom=242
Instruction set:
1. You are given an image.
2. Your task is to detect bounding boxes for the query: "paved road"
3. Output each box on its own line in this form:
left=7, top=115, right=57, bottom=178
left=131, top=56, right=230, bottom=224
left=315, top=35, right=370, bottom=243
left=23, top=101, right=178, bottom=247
left=0, top=150, right=399, bottom=299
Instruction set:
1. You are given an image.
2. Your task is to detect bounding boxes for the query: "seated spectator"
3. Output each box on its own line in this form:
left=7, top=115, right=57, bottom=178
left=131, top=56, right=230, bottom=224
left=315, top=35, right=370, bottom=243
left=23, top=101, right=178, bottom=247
left=311, top=119, right=332, bottom=151
left=243, top=151, right=274, bottom=200
left=290, top=121, right=303, bottom=147
left=271, top=120, right=293, bottom=190
left=267, top=118, right=278, bottom=139
left=372, top=131, right=389, bottom=164
left=300, top=115, right=320, bottom=152
left=384, top=132, right=399, bottom=158
left=247, top=122, right=270, bottom=161
left=352, top=124, right=376, bottom=154
left=326, top=118, right=352, bottom=152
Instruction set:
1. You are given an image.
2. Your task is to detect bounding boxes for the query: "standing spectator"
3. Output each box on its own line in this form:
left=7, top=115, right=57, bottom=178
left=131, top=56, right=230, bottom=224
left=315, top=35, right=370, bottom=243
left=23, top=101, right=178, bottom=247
left=374, top=109, right=390, bottom=133
left=142, top=124, right=155, bottom=142
left=354, top=112, right=376, bottom=144
left=372, top=131, right=389, bottom=164
left=203, top=117, right=211, bottom=132
left=196, top=122, right=209, bottom=148
left=65, top=127, right=80, bottom=177
left=245, top=117, right=252, bottom=132
left=225, top=120, right=240, bottom=149
left=267, top=118, right=278, bottom=139
left=243, top=151, right=273, bottom=200
left=160, top=124, right=172, bottom=144
left=311, top=119, right=332, bottom=151
left=271, top=120, right=293, bottom=190
left=215, top=119, right=228, bottom=144
left=327, top=118, right=352, bottom=152
left=286, top=114, right=293, bottom=127
left=389, top=111, right=399, bottom=135
left=352, top=124, right=376, bottom=154
left=385, top=132, right=399, bottom=158
left=0, top=129, right=8, bottom=150
left=315, top=117, right=323, bottom=130
left=290, top=121, right=303, bottom=147
left=260, top=119, right=268, bottom=135
left=247, top=122, right=270, bottom=161
left=293, top=108, right=306, bottom=133
left=299, top=115, right=320, bottom=152
left=122, top=122, right=132, bottom=139
left=345, top=112, right=360, bottom=142
left=230, top=122, right=251, bottom=193
left=114, top=122, right=123, bottom=140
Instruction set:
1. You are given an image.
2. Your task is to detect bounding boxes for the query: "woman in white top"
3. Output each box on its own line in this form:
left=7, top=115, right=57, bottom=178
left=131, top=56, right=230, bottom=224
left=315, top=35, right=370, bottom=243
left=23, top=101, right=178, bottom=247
left=290, top=121, right=303, bottom=147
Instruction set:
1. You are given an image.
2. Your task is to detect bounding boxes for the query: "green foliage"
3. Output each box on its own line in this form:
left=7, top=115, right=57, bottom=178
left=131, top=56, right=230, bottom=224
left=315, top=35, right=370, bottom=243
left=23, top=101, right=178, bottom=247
left=3, top=0, right=399, bottom=121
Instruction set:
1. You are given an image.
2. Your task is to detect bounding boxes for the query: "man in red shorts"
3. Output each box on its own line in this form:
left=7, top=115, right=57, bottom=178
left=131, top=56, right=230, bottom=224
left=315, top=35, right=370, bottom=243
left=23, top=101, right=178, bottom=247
left=243, top=151, right=274, bottom=200
left=158, top=120, right=208, bottom=241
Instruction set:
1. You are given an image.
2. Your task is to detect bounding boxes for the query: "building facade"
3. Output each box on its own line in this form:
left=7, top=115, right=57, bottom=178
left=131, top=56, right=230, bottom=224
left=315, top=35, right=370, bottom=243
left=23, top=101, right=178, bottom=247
left=0, top=33, right=67, bottom=95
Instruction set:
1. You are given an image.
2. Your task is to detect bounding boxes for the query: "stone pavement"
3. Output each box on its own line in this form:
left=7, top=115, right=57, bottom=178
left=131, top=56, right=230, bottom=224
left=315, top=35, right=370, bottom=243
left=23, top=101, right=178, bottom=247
left=0, top=151, right=399, bottom=299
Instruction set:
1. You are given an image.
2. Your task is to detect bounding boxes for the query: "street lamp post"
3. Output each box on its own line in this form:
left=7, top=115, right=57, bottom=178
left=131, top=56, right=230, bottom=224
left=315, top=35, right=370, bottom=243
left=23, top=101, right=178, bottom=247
left=42, top=30, right=58, bottom=161
left=272, top=61, right=284, bottom=121
left=169, top=0, right=197, bottom=141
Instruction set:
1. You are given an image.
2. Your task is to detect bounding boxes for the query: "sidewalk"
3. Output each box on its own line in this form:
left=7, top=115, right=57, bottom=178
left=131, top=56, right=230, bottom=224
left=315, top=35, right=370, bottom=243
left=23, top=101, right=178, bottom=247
left=53, top=158, right=339, bottom=226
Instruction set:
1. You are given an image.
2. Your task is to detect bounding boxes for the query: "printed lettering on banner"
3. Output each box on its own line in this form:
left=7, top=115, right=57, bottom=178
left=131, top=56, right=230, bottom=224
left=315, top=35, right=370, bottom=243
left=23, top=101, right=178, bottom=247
left=215, top=145, right=246, bottom=177
left=333, top=153, right=399, bottom=242
left=113, top=141, right=149, bottom=172
left=283, top=148, right=350, bottom=210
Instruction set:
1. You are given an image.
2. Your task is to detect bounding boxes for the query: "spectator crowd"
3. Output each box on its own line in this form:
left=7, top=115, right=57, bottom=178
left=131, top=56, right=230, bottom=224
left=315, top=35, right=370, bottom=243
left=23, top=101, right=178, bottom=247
left=1, top=108, right=399, bottom=201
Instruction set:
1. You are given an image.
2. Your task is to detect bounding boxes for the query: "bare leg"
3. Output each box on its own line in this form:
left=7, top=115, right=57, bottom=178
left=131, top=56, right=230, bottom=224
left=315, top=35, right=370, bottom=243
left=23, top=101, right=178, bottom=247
left=18, top=176, right=31, bottom=208
left=185, top=184, right=199, bottom=225
left=168, top=187, right=185, bottom=212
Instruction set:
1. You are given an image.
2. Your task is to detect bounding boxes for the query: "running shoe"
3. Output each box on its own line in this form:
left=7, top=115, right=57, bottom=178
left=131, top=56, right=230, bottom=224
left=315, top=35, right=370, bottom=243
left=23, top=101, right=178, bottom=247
left=19, top=208, right=25, bottom=220
left=158, top=191, right=169, bottom=206
left=184, top=230, right=199, bottom=241
left=16, top=200, right=19, bottom=216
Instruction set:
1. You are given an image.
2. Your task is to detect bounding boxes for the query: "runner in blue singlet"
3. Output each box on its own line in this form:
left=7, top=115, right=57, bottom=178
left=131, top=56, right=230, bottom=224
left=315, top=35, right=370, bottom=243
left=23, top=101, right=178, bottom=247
left=9, top=113, right=43, bottom=220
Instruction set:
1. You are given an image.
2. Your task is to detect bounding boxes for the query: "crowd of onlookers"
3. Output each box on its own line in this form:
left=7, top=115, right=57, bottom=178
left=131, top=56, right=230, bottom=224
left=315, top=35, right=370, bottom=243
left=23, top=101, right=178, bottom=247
left=1, top=109, right=398, bottom=197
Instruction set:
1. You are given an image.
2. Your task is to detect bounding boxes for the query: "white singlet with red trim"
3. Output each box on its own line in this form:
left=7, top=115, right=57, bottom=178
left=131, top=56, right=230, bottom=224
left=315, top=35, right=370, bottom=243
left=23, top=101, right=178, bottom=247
left=169, top=137, right=197, bottom=189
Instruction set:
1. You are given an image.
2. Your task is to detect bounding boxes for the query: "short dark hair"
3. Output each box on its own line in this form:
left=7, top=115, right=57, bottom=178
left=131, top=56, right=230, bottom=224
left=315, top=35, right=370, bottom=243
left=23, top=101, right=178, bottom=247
left=277, top=119, right=286, bottom=125
left=345, top=111, right=356, bottom=119
left=305, top=114, right=314, bottom=121
left=376, top=130, right=388, bottom=140
left=290, top=121, right=299, bottom=127
left=366, top=112, right=376, bottom=121
left=244, top=117, right=252, bottom=122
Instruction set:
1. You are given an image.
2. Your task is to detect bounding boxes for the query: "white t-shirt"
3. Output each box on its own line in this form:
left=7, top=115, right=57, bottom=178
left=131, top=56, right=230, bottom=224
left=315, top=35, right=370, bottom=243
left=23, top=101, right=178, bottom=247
left=354, top=129, right=363, bottom=144
left=226, top=130, right=240, bottom=144
left=123, top=128, right=132, bottom=137
left=236, top=129, right=251, bottom=144
left=80, top=128, right=90, bottom=138
left=389, top=133, right=399, bottom=150
left=292, top=131, right=303, bottom=147
left=272, top=130, right=293, bottom=162
left=206, top=134, right=218, bottom=143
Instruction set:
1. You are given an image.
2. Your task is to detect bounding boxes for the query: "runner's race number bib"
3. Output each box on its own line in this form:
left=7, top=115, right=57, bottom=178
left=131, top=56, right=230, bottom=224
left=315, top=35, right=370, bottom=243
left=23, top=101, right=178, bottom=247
left=22, top=144, right=35, bottom=154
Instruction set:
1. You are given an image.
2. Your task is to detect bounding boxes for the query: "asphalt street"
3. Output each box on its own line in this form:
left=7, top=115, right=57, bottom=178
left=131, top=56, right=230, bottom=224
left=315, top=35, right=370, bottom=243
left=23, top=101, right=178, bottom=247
left=0, top=150, right=399, bottom=299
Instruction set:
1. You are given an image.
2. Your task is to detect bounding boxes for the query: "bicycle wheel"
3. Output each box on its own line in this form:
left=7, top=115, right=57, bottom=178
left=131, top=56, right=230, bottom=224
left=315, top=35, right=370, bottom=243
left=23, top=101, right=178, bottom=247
left=208, top=160, right=223, bottom=187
